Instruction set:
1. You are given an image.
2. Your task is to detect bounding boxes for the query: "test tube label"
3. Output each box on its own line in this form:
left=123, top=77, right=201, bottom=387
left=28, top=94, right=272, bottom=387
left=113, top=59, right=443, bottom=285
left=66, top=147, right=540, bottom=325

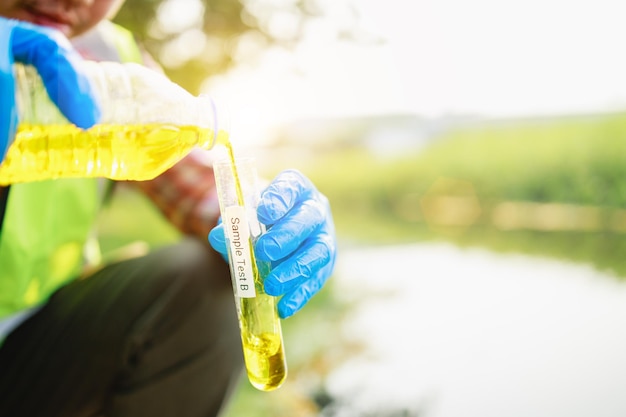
left=224, top=205, right=257, bottom=298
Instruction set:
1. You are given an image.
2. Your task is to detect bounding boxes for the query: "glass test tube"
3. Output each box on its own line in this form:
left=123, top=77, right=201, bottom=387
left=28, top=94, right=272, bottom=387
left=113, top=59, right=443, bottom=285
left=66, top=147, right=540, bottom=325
left=213, top=157, right=288, bottom=391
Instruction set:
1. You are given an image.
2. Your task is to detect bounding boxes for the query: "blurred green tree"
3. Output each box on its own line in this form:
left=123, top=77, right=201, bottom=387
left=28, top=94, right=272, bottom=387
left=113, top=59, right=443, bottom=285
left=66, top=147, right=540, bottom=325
left=113, top=0, right=361, bottom=94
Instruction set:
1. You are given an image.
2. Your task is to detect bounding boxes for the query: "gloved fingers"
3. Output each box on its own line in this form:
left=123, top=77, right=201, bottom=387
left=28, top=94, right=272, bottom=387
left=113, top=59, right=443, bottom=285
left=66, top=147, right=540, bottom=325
left=0, top=18, right=18, bottom=161
left=263, top=234, right=334, bottom=297
left=256, top=197, right=327, bottom=262
left=276, top=266, right=331, bottom=319
left=210, top=167, right=337, bottom=319
left=257, top=169, right=316, bottom=225
left=11, top=23, right=100, bottom=129
left=208, top=220, right=228, bottom=261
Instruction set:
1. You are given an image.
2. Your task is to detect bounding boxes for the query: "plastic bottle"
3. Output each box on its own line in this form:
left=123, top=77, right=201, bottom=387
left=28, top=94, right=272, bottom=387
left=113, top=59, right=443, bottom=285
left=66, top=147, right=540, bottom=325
left=0, top=62, right=227, bottom=185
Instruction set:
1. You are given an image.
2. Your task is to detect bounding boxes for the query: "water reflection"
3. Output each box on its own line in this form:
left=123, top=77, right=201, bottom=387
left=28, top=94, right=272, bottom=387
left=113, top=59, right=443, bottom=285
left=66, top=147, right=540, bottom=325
left=323, top=243, right=626, bottom=417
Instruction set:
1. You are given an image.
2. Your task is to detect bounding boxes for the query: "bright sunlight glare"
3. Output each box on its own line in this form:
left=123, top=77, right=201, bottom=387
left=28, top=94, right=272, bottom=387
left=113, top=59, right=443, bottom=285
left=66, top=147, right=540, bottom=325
left=202, top=0, right=626, bottom=146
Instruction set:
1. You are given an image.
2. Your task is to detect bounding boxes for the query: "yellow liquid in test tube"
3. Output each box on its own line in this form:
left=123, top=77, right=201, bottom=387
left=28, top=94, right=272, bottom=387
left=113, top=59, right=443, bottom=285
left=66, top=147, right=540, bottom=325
left=219, top=138, right=288, bottom=391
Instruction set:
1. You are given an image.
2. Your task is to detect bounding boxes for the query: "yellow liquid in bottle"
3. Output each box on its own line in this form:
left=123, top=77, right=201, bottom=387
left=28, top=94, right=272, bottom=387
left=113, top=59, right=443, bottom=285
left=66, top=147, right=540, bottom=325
left=0, top=121, right=287, bottom=390
left=0, top=123, right=219, bottom=185
left=219, top=137, right=288, bottom=391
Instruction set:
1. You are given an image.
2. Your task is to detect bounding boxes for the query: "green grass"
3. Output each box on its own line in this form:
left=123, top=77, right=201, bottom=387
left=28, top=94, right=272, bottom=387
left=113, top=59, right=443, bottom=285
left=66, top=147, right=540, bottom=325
left=308, top=113, right=626, bottom=212
left=96, top=185, right=181, bottom=255
left=302, top=112, right=626, bottom=278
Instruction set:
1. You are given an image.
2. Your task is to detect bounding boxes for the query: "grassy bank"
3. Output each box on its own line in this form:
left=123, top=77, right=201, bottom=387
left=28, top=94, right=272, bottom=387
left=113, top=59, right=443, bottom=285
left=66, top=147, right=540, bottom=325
left=301, top=112, right=626, bottom=277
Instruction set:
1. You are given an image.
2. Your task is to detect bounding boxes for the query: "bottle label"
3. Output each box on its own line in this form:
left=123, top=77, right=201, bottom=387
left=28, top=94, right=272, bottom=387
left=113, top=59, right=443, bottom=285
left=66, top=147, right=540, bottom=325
left=225, top=205, right=257, bottom=298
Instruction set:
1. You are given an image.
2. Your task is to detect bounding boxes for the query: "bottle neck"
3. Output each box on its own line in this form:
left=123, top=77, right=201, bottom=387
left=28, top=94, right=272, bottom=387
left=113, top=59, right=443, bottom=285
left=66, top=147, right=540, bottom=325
left=197, top=94, right=230, bottom=150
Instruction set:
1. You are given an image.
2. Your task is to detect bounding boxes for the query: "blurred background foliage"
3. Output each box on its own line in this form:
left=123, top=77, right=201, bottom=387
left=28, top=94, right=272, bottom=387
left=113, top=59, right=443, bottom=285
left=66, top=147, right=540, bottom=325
left=292, top=112, right=626, bottom=277
left=95, top=1, right=626, bottom=415
left=98, top=108, right=626, bottom=416
left=112, top=0, right=361, bottom=94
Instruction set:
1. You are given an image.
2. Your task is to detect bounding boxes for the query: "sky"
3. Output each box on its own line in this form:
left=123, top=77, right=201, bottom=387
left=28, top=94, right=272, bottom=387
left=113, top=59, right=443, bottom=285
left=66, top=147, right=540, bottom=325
left=201, top=0, right=626, bottom=145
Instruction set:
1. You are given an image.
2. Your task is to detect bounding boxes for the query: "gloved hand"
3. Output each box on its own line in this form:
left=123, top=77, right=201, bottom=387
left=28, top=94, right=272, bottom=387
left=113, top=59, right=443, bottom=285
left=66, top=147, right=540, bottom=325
left=0, top=17, right=100, bottom=162
left=209, top=169, right=337, bottom=319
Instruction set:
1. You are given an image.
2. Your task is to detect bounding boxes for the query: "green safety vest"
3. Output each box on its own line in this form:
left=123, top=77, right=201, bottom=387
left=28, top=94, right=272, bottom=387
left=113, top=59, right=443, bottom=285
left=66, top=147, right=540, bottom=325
left=0, top=23, right=143, bottom=321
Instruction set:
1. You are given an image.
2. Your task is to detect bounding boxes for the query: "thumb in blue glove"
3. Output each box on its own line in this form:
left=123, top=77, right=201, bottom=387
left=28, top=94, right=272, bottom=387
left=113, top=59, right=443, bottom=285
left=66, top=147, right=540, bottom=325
left=0, top=17, right=100, bottom=162
left=209, top=169, right=337, bottom=319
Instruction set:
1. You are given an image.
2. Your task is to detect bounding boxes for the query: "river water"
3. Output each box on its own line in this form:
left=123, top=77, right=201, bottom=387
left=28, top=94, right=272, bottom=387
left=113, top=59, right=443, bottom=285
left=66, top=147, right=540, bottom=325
left=322, top=243, right=626, bottom=417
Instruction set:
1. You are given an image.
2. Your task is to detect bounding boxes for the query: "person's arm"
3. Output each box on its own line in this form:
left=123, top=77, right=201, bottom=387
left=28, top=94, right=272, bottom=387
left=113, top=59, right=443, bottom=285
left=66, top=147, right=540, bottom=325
left=131, top=148, right=222, bottom=238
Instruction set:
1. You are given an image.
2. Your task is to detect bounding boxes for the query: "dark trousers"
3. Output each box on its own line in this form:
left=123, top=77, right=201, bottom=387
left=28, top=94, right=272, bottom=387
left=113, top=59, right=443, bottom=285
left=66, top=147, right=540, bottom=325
left=0, top=238, right=243, bottom=417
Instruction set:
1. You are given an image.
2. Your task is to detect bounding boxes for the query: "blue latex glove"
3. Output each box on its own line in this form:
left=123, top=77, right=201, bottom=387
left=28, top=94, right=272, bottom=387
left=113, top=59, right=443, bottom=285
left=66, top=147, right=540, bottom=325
left=0, top=17, right=100, bottom=162
left=209, top=169, right=337, bottom=319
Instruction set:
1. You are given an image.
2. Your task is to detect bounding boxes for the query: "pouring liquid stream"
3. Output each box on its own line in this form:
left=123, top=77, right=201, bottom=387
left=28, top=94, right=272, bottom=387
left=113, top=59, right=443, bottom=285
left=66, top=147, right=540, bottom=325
left=0, top=117, right=288, bottom=391
left=217, top=135, right=288, bottom=392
